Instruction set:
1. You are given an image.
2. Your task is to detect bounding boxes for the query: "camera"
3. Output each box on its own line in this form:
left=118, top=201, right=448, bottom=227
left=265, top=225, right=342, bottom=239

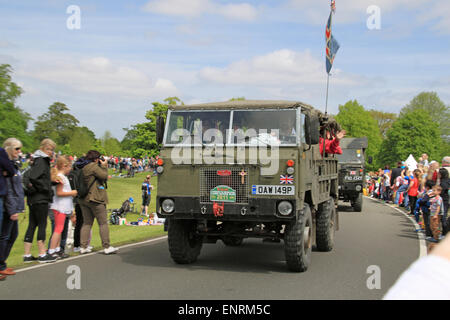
left=99, top=156, right=105, bottom=161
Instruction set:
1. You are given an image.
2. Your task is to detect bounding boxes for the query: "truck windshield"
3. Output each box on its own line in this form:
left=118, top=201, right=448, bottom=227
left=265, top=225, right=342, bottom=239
left=164, top=109, right=299, bottom=146
left=337, top=149, right=364, bottom=164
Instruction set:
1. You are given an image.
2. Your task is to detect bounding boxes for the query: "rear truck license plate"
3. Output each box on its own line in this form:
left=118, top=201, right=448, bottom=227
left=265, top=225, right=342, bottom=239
left=252, top=185, right=295, bottom=195
left=344, top=175, right=363, bottom=182
left=210, top=185, right=236, bottom=202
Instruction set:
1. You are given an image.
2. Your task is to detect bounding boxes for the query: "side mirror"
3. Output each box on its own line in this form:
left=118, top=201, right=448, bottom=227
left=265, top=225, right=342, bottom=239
left=156, top=116, right=165, bottom=145
left=368, top=156, right=373, bottom=164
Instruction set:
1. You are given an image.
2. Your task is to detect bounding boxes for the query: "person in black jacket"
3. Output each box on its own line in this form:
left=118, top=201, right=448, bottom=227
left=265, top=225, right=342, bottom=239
left=0, top=138, right=25, bottom=278
left=0, top=146, right=15, bottom=246
left=439, top=168, right=450, bottom=235
left=23, top=138, right=57, bottom=264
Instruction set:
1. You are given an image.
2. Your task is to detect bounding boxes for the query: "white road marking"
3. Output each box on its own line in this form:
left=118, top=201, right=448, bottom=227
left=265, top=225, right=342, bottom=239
left=15, top=235, right=168, bottom=273
left=364, top=196, right=427, bottom=258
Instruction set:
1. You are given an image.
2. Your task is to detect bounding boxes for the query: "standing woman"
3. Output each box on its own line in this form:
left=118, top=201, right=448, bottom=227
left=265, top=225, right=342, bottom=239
left=23, top=138, right=57, bottom=263
left=0, top=138, right=25, bottom=279
left=0, top=144, right=15, bottom=240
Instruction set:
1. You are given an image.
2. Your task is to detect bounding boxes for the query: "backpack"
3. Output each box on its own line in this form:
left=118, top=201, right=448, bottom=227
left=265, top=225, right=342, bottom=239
left=110, top=211, right=120, bottom=225
left=68, top=166, right=96, bottom=199
left=21, top=164, right=36, bottom=196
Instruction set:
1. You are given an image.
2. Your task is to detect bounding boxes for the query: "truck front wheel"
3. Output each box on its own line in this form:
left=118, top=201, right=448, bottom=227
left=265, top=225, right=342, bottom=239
left=168, top=219, right=203, bottom=264
left=352, top=193, right=363, bottom=212
left=284, top=204, right=312, bottom=272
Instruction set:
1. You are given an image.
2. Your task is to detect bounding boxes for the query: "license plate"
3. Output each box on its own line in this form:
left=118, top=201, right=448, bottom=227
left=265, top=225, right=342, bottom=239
left=344, top=175, right=363, bottom=181
left=252, top=185, right=295, bottom=195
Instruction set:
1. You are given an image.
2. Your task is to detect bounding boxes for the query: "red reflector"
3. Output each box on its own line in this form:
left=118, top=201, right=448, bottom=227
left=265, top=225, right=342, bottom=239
left=287, top=160, right=295, bottom=167
left=157, top=158, right=164, bottom=166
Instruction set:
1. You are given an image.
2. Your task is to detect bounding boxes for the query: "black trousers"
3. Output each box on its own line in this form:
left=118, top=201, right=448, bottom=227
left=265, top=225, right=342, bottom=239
left=24, top=203, right=49, bottom=243
left=74, top=204, right=84, bottom=248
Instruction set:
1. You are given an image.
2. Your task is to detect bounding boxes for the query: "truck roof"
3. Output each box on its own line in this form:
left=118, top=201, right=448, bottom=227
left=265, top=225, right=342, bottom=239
left=340, top=137, right=369, bottom=149
left=169, top=100, right=317, bottom=112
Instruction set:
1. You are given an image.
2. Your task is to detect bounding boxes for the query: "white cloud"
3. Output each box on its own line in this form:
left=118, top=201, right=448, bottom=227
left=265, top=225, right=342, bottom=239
left=143, top=0, right=258, bottom=21
left=18, top=56, right=179, bottom=99
left=198, top=49, right=365, bottom=87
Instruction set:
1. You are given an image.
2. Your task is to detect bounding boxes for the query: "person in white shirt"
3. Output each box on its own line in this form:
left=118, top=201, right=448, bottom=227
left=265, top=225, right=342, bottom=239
left=48, top=156, right=77, bottom=260
left=384, top=233, right=450, bottom=299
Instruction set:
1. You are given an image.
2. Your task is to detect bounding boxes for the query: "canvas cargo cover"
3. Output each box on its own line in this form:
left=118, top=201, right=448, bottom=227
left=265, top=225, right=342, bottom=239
left=339, top=137, right=368, bottom=150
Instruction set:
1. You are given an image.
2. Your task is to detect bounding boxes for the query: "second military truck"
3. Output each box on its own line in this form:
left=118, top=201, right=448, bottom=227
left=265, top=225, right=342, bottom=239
left=336, top=137, right=369, bottom=212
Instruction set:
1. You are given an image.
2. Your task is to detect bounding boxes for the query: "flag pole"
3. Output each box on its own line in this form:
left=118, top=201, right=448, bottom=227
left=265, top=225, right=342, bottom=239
left=325, top=72, right=330, bottom=116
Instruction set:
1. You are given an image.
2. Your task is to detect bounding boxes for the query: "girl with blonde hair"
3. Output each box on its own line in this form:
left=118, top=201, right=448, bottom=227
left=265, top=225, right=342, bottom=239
left=23, top=138, right=57, bottom=263
left=48, top=156, right=77, bottom=259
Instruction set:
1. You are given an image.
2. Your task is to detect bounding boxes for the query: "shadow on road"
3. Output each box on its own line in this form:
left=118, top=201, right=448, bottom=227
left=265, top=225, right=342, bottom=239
left=118, top=239, right=311, bottom=274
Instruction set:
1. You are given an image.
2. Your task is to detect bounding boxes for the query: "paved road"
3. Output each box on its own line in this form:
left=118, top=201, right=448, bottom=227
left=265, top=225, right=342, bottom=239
left=0, top=197, right=421, bottom=300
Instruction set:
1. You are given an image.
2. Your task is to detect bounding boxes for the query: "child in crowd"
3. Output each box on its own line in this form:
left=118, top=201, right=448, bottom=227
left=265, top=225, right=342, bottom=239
left=407, top=169, right=421, bottom=216
left=48, top=156, right=77, bottom=259
left=428, top=185, right=443, bottom=245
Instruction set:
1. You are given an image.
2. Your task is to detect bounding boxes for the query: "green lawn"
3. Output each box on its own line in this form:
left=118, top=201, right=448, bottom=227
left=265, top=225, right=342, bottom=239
left=7, top=170, right=166, bottom=270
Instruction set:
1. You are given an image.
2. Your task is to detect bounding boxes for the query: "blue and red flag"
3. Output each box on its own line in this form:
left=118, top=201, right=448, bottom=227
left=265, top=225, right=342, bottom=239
left=325, top=0, right=340, bottom=74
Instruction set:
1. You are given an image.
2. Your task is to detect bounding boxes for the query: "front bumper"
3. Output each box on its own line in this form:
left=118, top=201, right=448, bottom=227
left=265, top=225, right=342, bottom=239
left=157, top=196, right=296, bottom=221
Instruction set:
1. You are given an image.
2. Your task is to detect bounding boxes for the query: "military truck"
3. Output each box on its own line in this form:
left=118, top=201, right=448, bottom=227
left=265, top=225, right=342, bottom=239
left=155, top=100, right=339, bottom=272
left=336, top=137, right=369, bottom=212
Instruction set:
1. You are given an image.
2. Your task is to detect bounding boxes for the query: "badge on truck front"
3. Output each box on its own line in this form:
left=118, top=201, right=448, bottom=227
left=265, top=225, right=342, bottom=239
left=252, top=185, right=295, bottom=195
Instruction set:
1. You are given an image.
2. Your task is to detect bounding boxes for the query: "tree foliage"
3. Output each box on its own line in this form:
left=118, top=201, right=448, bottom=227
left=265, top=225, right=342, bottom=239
left=378, top=109, right=442, bottom=166
left=0, top=64, right=34, bottom=151
left=368, top=109, right=397, bottom=139
left=33, top=102, right=80, bottom=146
left=335, top=100, right=383, bottom=169
left=400, top=92, right=450, bottom=141
left=121, top=97, right=182, bottom=158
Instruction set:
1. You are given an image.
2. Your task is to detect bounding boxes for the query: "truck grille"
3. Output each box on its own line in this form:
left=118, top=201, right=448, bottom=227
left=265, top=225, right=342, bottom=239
left=200, top=167, right=249, bottom=204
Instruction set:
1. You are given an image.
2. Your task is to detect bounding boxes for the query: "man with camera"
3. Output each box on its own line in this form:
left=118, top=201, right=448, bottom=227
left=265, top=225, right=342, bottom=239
left=79, top=150, right=118, bottom=255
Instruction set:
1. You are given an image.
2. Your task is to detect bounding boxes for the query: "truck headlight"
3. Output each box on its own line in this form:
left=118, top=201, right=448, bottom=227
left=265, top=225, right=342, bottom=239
left=161, top=199, right=175, bottom=213
left=356, top=185, right=362, bottom=191
left=156, top=166, right=164, bottom=174
left=286, top=167, right=295, bottom=175
left=278, top=201, right=293, bottom=216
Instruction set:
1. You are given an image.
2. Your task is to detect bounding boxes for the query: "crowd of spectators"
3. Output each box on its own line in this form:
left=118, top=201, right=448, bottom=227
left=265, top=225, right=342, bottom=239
left=367, top=154, right=450, bottom=246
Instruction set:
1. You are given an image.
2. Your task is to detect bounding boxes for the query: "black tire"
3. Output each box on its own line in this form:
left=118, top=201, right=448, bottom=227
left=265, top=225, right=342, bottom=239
left=222, top=236, right=244, bottom=246
left=284, top=204, right=313, bottom=272
left=353, top=193, right=363, bottom=212
left=168, top=219, right=202, bottom=264
left=316, top=198, right=336, bottom=252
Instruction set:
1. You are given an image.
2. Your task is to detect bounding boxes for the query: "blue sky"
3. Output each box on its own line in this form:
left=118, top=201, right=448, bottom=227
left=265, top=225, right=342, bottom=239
left=1, top=0, right=449, bottom=139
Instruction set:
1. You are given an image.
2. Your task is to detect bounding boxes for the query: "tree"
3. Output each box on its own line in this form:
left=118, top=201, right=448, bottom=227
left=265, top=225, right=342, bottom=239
left=122, top=97, right=183, bottom=157
left=335, top=100, right=383, bottom=169
left=67, top=127, right=96, bottom=156
left=33, top=102, right=80, bottom=146
left=101, top=130, right=122, bottom=156
left=378, top=109, right=442, bottom=166
left=400, top=92, right=450, bottom=141
left=0, top=64, right=34, bottom=151
left=368, top=109, right=397, bottom=139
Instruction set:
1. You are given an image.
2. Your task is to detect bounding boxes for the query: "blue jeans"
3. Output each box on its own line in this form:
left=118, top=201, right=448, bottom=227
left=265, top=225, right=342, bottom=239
left=395, top=185, right=408, bottom=204
left=0, top=197, right=3, bottom=236
left=0, top=215, right=18, bottom=271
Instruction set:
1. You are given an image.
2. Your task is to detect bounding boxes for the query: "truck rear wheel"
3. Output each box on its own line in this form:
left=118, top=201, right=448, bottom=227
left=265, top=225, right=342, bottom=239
left=168, top=219, right=203, bottom=264
left=222, top=236, right=244, bottom=246
left=316, top=198, right=336, bottom=252
left=352, top=193, right=363, bottom=212
left=284, top=204, right=312, bottom=272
